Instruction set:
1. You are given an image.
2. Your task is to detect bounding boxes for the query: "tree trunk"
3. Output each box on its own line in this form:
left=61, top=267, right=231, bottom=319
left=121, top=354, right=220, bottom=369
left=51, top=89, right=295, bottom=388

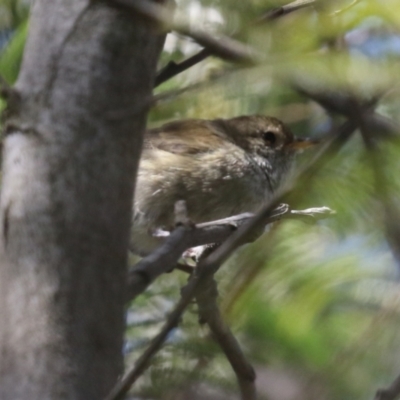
left=0, top=1, right=165, bottom=399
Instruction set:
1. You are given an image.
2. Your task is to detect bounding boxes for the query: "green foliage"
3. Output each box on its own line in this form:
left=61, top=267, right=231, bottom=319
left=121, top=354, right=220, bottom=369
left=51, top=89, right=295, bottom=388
left=0, top=0, right=29, bottom=29
left=0, top=21, right=27, bottom=83
left=140, top=1, right=400, bottom=399
left=0, top=1, right=28, bottom=121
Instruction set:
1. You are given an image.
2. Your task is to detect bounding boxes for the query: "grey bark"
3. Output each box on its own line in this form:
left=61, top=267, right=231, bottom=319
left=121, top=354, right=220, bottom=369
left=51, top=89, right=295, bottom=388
left=0, top=1, right=165, bottom=399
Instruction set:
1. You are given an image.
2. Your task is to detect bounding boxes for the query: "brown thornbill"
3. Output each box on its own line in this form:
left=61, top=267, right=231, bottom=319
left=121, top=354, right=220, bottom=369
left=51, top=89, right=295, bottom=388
left=131, top=115, right=317, bottom=255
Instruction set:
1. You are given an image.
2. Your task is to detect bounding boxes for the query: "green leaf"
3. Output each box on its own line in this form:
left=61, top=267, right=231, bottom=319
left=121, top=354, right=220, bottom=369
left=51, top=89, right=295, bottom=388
left=0, top=20, right=27, bottom=83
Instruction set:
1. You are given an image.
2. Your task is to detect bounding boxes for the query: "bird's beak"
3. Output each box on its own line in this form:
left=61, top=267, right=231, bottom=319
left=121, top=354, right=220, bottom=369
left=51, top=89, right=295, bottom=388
left=288, top=137, right=319, bottom=150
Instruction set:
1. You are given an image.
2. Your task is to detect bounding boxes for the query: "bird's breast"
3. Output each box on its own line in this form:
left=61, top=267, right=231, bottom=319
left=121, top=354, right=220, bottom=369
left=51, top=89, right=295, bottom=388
left=134, top=147, right=280, bottom=228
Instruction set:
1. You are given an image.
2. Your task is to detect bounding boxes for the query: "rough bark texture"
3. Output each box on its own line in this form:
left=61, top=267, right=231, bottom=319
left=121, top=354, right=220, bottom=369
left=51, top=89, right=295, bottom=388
left=0, top=1, right=165, bottom=399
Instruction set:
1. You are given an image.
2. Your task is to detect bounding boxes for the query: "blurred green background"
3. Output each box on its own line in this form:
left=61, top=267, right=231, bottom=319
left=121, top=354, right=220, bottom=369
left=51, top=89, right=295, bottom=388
left=3, top=0, right=400, bottom=399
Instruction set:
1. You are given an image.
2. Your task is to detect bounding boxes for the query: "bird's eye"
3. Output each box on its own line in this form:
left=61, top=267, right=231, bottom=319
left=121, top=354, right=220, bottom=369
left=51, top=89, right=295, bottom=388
left=262, top=131, right=276, bottom=145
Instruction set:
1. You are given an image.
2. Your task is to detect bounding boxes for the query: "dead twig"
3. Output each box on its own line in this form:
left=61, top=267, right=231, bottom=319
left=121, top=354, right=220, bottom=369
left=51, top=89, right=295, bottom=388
left=259, top=0, right=316, bottom=22
left=331, top=0, right=360, bottom=16
left=109, top=245, right=233, bottom=400
left=155, top=48, right=211, bottom=87
left=196, top=272, right=256, bottom=400
left=127, top=205, right=333, bottom=301
left=106, top=276, right=199, bottom=400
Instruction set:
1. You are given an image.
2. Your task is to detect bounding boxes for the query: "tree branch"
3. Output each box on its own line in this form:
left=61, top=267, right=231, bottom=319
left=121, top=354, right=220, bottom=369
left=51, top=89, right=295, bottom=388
left=154, top=48, right=211, bottom=87
left=196, top=273, right=256, bottom=400
left=106, top=264, right=208, bottom=400
left=331, top=0, right=360, bottom=16
left=258, top=0, right=315, bottom=22
left=127, top=205, right=333, bottom=301
left=110, top=0, right=260, bottom=65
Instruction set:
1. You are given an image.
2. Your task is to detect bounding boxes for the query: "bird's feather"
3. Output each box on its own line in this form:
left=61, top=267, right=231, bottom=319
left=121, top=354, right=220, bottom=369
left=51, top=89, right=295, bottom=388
left=144, top=119, right=233, bottom=156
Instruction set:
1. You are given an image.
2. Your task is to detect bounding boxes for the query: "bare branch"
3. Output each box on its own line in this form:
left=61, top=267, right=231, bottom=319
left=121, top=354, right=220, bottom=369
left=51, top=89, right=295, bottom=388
left=259, top=0, right=315, bottom=22
left=155, top=48, right=211, bottom=87
left=260, top=0, right=359, bottom=22
left=198, top=205, right=335, bottom=227
left=290, top=206, right=335, bottom=220
left=111, top=0, right=260, bottom=65
left=127, top=205, right=333, bottom=301
left=111, top=239, right=256, bottom=400
left=196, top=274, right=256, bottom=400
left=107, top=262, right=212, bottom=400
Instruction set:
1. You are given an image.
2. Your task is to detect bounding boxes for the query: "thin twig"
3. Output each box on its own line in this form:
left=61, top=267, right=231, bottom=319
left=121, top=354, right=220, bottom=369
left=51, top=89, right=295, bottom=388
left=106, top=274, right=201, bottom=400
left=196, top=273, right=256, bottom=400
left=152, top=64, right=241, bottom=108
left=331, top=0, right=360, bottom=16
left=109, top=247, right=235, bottom=400
left=127, top=205, right=333, bottom=301
left=155, top=48, right=211, bottom=87
left=259, top=0, right=315, bottom=22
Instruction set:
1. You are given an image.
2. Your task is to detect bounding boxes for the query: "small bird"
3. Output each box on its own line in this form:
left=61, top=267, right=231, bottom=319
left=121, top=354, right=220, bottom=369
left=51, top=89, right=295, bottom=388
left=131, top=115, right=316, bottom=256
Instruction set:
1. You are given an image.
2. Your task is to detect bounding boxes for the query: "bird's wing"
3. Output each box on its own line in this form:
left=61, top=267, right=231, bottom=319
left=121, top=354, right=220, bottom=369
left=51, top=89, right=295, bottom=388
left=144, top=119, right=231, bottom=155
